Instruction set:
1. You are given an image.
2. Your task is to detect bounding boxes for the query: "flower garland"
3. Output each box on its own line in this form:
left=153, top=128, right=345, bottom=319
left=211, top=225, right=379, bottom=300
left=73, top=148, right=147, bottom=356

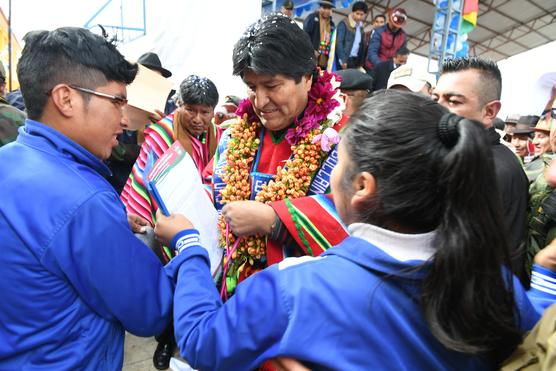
left=218, top=70, right=344, bottom=295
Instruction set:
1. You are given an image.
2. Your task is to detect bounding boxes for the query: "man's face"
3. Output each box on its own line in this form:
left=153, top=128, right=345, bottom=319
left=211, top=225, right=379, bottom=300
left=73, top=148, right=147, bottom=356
left=432, top=69, right=488, bottom=125
left=372, top=17, right=385, bottom=28
left=533, top=131, right=551, bottom=155
left=511, top=134, right=530, bottom=158
left=281, top=7, right=293, bottom=17
left=243, top=70, right=311, bottom=132
left=393, top=54, right=408, bottom=66
left=341, top=89, right=367, bottom=117
left=179, top=103, right=214, bottom=137
left=76, top=81, right=127, bottom=160
left=319, top=5, right=332, bottom=19
left=353, top=10, right=366, bottom=23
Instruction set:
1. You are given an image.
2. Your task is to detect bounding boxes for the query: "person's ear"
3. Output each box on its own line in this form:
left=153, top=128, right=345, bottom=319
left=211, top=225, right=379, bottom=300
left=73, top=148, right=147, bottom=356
left=483, top=100, right=501, bottom=126
left=49, top=84, right=76, bottom=118
left=303, top=73, right=313, bottom=92
left=350, top=171, right=376, bottom=209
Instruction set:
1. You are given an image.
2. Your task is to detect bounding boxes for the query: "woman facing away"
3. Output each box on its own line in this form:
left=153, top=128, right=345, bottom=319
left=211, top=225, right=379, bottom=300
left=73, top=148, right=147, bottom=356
left=155, top=91, right=556, bottom=370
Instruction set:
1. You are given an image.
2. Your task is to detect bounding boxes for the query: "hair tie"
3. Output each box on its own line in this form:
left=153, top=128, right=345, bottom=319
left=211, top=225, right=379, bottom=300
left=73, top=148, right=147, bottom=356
left=437, top=113, right=460, bottom=148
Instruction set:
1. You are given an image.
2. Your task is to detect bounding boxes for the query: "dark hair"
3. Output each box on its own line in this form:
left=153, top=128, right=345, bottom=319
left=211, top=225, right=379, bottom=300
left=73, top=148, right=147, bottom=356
left=179, top=75, right=219, bottom=108
left=373, top=14, right=386, bottom=22
left=441, top=57, right=502, bottom=106
left=352, top=1, right=368, bottom=13
left=342, top=90, right=521, bottom=356
left=232, top=13, right=316, bottom=83
left=395, top=46, right=410, bottom=56
left=17, top=27, right=137, bottom=120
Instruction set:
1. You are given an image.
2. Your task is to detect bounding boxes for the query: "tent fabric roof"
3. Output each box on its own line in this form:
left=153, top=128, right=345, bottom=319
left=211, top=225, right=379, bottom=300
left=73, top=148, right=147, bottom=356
left=326, top=0, right=556, bottom=61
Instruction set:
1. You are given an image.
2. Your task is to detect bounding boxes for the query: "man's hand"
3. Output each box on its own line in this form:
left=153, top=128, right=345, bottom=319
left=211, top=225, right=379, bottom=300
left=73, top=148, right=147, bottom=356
left=127, top=213, right=150, bottom=233
left=535, top=237, right=556, bottom=272
left=221, top=201, right=277, bottom=237
left=154, top=210, right=195, bottom=247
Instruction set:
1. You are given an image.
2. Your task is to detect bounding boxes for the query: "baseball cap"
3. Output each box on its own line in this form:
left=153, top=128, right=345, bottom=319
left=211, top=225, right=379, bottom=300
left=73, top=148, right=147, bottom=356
left=387, top=65, right=429, bottom=93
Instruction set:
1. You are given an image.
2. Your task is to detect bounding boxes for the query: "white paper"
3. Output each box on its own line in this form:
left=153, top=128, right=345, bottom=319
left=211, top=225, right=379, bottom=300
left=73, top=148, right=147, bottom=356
left=148, top=143, right=222, bottom=275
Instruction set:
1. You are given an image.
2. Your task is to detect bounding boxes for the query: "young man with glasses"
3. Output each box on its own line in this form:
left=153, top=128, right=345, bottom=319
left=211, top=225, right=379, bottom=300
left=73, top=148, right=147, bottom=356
left=0, top=27, right=188, bottom=369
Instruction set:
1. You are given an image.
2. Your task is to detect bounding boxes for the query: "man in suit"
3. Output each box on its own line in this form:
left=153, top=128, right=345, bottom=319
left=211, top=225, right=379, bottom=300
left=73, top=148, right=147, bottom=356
left=372, top=46, right=409, bottom=90
left=303, top=0, right=336, bottom=70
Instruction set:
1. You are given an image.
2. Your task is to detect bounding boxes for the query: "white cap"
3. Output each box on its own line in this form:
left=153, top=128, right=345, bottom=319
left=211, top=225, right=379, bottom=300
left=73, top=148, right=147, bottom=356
left=387, top=65, right=431, bottom=93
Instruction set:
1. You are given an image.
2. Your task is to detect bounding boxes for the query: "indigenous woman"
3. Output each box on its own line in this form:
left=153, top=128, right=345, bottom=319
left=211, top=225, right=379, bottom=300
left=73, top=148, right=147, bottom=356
left=121, top=75, right=222, bottom=257
left=156, top=91, right=556, bottom=370
left=120, top=75, right=221, bottom=370
left=213, top=14, right=348, bottom=296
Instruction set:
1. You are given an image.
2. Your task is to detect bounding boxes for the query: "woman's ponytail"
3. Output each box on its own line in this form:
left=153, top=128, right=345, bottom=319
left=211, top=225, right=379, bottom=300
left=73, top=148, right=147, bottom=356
left=421, top=113, right=522, bottom=355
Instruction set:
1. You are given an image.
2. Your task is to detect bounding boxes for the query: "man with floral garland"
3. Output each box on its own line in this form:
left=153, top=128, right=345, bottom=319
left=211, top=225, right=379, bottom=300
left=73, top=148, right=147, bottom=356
left=213, top=13, right=349, bottom=297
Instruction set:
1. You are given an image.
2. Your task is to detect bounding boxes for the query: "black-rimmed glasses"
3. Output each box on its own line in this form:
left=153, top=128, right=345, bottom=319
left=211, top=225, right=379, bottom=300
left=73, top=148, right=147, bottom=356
left=69, top=85, right=128, bottom=107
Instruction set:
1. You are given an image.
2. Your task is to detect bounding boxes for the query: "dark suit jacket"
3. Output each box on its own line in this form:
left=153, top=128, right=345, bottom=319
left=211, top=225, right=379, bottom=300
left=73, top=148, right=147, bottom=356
left=372, top=59, right=395, bottom=91
left=303, top=11, right=335, bottom=52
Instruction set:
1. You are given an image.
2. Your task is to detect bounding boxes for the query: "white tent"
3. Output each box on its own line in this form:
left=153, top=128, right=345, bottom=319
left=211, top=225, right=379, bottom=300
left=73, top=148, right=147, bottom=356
left=1, top=0, right=261, bottom=102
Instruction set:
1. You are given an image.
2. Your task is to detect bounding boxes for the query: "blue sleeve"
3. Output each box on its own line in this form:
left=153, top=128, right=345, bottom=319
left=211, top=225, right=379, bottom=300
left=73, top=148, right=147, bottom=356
left=527, top=264, right=556, bottom=314
left=173, top=244, right=290, bottom=370
left=336, top=21, right=347, bottom=65
left=41, top=191, right=187, bottom=337
left=367, top=27, right=382, bottom=66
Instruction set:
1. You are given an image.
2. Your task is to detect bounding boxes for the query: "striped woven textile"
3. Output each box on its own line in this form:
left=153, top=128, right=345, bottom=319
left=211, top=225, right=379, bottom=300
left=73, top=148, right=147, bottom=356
left=121, top=114, right=175, bottom=226
left=268, top=193, right=349, bottom=266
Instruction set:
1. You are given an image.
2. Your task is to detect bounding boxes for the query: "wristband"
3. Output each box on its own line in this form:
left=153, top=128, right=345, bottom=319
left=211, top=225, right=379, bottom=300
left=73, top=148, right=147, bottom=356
left=171, top=229, right=201, bottom=254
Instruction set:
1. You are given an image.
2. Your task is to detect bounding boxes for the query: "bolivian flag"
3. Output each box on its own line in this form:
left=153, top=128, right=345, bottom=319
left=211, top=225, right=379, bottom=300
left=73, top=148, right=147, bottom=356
left=461, top=0, right=478, bottom=35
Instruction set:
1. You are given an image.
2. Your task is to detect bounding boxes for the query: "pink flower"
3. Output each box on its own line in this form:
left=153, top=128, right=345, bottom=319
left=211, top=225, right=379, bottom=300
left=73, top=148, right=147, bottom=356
left=286, top=114, right=321, bottom=145
left=306, top=81, right=339, bottom=118
left=235, top=98, right=258, bottom=124
left=312, top=128, right=340, bottom=152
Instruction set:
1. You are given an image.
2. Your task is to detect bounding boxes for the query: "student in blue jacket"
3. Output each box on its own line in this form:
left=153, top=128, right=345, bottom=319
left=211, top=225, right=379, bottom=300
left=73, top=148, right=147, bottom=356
left=156, top=91, right=556, bottom=370
left=0, top=28, right=186, bottom=370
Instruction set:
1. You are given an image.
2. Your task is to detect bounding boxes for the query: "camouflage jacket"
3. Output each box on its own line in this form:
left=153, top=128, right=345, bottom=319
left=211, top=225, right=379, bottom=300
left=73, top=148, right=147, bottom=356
left=0, top=100, right=26, bottom=148
left=526, top=154, right=556, bottom=275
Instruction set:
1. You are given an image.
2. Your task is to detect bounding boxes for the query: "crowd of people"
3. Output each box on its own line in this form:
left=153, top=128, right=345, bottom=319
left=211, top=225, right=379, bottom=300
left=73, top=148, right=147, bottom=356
left=1, top=2, right=556, bottom=371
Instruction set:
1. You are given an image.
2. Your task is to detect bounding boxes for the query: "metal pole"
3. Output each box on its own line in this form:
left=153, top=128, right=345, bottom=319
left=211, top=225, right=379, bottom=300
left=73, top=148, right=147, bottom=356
left=8, top=0, right=12, bottom=91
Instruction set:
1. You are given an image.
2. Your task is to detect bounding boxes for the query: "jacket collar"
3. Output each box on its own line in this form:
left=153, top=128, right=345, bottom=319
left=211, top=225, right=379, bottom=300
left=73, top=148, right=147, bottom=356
left=323, top=223, right=437, bottom=279
left=17, top=119, right=112, bottom=177
left=486, top=126, right=501, bottom=145
left=348, top=223, right=437, bottom=261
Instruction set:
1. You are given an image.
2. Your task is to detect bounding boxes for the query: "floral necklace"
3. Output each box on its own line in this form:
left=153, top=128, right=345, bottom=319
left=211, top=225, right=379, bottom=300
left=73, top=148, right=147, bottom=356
left=218, top=70, right=344, bottom=296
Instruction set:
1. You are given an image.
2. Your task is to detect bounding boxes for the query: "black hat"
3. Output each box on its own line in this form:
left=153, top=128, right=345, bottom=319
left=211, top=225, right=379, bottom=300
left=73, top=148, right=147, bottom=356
left=336, top=69, right=373, bottom=91
left=319, top=0, right=336, bottom=8
left=505, top=113, right=520, bottom=124
left=282, top=0, right=294, bottom=10
left=492, top=117, right=505, bottom=131
left=137, top=52, right=172, bottom=78
left=517, top=115, right=540, bottom=127
left=511, top=123, right=534, bottom=136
